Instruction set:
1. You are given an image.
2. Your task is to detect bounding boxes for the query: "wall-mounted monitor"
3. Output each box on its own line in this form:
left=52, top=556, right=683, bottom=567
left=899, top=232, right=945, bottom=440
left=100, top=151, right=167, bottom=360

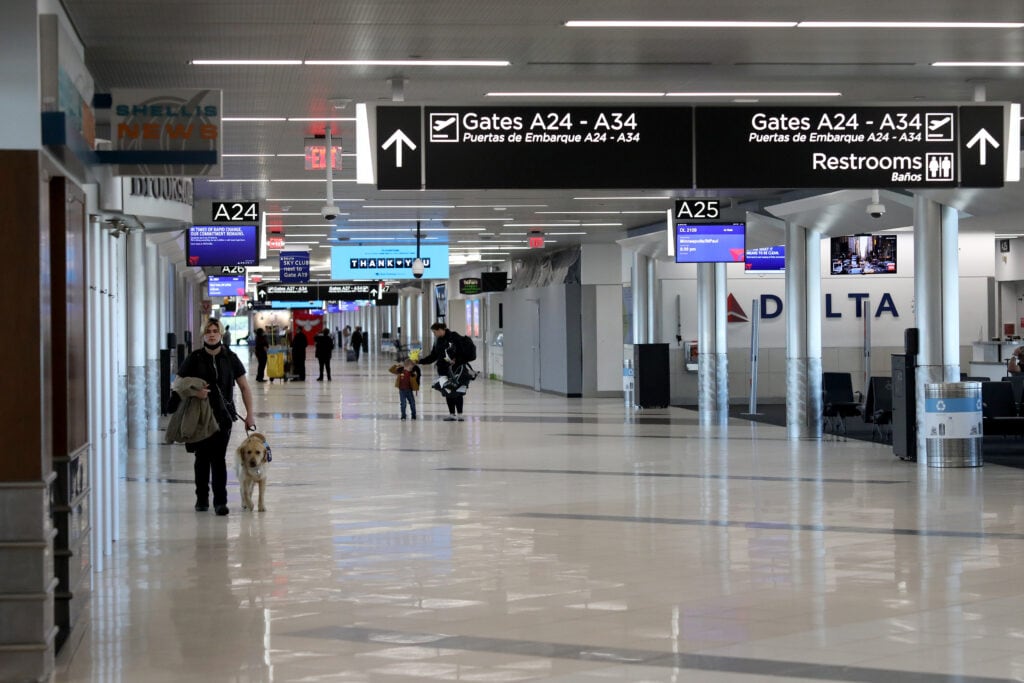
left=481, top=271, right=508, bottom=292
left=744, top=245, right=785, bottom=272
left=674, top=223, right=746, bottom=264
left=829, top=234, right=897, bottom=275
left=330, top=244, right=450, bottom=280
left=187, top=225, right=259, bottom=267
left=207, top=275, right=246, bottom=297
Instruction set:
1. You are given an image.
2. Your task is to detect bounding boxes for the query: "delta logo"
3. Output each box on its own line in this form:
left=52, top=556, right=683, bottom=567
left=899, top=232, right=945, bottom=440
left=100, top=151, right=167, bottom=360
left=727, top=294, right=749, bottom=323
left=726, top=292, right=900, bottom=322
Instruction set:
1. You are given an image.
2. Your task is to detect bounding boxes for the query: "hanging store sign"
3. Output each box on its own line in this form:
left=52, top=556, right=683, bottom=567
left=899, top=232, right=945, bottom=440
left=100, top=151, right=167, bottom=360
left=110, top=88, right=222, bottom=177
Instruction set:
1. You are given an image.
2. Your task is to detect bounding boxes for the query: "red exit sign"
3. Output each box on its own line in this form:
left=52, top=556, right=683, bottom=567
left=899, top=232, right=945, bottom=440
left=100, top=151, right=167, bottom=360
left=304, top=144, right=343, bottom=171
left=528, top=232, right=545, bottom=249
left=267, top=236, right=284, bottom=250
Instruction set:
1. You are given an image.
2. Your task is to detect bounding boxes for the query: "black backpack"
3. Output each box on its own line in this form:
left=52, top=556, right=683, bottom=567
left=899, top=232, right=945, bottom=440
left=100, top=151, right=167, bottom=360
left=449, top=331, right=477, bottom=363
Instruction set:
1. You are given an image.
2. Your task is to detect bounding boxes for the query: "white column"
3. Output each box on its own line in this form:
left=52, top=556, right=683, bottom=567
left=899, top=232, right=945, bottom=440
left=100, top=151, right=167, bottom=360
left=87, top=217, right=104, bottom=571
left=713, top=262, right=729, bottom=413
left=126, top=232, right=147, bottom=448
left=786, top=222, right=810, bottom=439
left=646, top=257, right=657, bottom=343
left=914, top=197, right=961, bottom=461
left=631, top=251, right=648, bottom=344
left=805, top=228, right=823, bottom=437
left=112, top=234, right=125, bottom=541
left=145, top=243, right=160, bottom=426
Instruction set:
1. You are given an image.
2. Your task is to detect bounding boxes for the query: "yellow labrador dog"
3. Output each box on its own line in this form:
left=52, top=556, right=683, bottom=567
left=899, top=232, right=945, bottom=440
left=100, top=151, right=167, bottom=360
left=235, top=432, right=271, bottom=512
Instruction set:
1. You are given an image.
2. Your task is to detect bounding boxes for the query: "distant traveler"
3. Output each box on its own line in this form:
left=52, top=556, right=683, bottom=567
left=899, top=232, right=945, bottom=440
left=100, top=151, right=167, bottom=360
left=1009, top=347, right=1024, bottom=375
left=315, top=328, right=335, bottom=381
left=223, top=325, right=232, bottom=347
left=290, top=329, right=308, bottom=381
left=351, top=326, right=364, bottom=361
left=175, top=318, right=255, bottom=516
left=254, top=328, right=270, bottom=382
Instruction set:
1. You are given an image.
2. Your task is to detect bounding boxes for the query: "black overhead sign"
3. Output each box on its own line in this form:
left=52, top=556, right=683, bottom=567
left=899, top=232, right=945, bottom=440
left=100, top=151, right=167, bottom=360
left=695, top=106, right=963, bottom=189
left=674, top=199, right=721, bottom=220
left=376, top=106, right=422, bottom=190
left=959, top=106, right=1005, bottom=188
left=378, top=103, right=1010, bottom=190
left=257, top=282, right=394, bottom=303
left=420, top=106, right=693, bottom=189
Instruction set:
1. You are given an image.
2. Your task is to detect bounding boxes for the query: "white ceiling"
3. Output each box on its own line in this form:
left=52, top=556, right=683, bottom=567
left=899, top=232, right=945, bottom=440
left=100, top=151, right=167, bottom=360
left=63, top=0, right=1024, bottom=266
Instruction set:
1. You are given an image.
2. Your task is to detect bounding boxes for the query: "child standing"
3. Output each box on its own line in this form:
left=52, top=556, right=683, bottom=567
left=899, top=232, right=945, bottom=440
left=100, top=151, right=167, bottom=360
left=388, top=359, right=420, bottom=420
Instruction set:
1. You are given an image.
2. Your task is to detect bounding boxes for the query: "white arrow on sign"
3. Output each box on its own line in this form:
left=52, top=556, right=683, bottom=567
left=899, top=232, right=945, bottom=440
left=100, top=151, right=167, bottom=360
left=966, top=128, right=1000, bottom=166
left=382, top=129, right=417, bottom=168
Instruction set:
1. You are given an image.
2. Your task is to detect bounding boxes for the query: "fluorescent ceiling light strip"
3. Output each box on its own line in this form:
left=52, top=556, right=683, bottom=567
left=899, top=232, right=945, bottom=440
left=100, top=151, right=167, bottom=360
left=505, top=222, right=622, bottom=227
left=267, top=198, right=365, bottom=202
left=276, top=153, right=307, bottom=157
left=361, top=205, right=456, bottom=209
left=221, top=117, right=287, bottom=121
left=305, top=59, right=509, bottom=66
left=191, top=59, right=302, bottom=65
left=574, top=196, right=672, bottom=200
left=549, top=232, right=588, bottom=235
left=799, top=21, right=1024, bottom=28
left=279, top=233, right=325, bottom=237
left=207, top=178, right=268, bottom=183
left=457, top=204, right=548, bottom=208
left=665, top=91, right=841, bottom=97
left=565, top=20, right=797, bottom=28
left=457, top=240, right=526, bottom=244
left=284, top=241, right=319, bottom=245
left=535, top=210, right=666, bottom=214
left=270, top=178, right=357, bottom=182
left=271, top=223, right=350, bottom=227
left=333, top=227, right=484, bottom=232
left=349, top=217, right=509, bottom=222
left=487, top=91, right=665, bottom=97
left=263, top=212, right=321, bottom=216
left=287, top=117, right=356, bottom=121
left=932, top=61, right=1024, bottom=67
left=222, top=153, right=276, bottom=157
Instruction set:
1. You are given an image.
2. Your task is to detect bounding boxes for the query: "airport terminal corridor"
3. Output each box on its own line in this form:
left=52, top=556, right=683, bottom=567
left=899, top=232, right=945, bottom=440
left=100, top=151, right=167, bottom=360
left=57, top=355, right=1024, bottom=683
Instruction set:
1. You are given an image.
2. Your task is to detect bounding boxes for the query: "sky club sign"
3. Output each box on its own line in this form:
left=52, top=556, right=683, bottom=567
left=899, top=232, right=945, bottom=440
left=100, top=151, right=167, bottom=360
left=727, top=292, right=900, bottom=323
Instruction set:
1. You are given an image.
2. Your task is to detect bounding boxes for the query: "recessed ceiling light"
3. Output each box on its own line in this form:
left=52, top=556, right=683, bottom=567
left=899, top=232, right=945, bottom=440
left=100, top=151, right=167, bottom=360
left=799, top=21, right=1024, bottom=28
left=306, top=59, right=510, bottom=67
left=932, top=61, right=1024, bottom=67
left=191, top=59, right=302, bottom=65
left=487, top=91, right=665, bottom=97
left=565, top=20, right=797, bottom=28
left=665, top=91, right=841, bottom=97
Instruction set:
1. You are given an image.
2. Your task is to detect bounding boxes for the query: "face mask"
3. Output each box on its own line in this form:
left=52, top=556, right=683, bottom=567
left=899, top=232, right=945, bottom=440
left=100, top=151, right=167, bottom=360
left=203, top=341, right=221, bottom=350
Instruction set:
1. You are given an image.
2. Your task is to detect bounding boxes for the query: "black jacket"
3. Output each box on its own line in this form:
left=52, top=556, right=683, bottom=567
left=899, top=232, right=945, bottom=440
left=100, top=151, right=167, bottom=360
left=291, top=333, right=308, bottom=357
left=350, top=330, right=364, bottom=348
left=314, top=333, right=335, bottom=359
left=418, top=330, right=468, bottom=374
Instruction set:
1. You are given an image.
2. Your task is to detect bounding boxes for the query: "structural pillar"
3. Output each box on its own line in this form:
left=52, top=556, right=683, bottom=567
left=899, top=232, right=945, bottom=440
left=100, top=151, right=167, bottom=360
left=696, top=263, right=728, bottom=423
left=785, top=222, right=823, bottom=439
left=631, top=251, right=649, bottom=344
left=125, top=231, right=147, bottom=448
left=914, top=197, right=961, bottom=460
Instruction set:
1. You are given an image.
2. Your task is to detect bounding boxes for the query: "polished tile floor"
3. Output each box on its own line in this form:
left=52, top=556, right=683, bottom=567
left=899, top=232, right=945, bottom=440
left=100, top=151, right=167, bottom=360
left=58, top=353, right=1024, bottom=682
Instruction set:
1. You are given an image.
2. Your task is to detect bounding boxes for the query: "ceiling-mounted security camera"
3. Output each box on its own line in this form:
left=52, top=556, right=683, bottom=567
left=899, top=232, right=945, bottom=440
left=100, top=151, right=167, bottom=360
left=411, top=257, right=425, bottom=279
left=321, top=205, right=340, bottom=221
left=866, top=189, right=885, bottom=219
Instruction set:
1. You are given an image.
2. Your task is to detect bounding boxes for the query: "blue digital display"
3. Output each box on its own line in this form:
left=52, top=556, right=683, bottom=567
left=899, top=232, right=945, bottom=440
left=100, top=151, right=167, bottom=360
left=207, top=275, right=246, bottom=297
left=330, top=244, right=450, bottom=280
left=269, top=301, right=325, bottom=309
left=187, top=225, right=259, bottom=267
left=675, top=223, right=746, bottom=264
left=744, top=245, right=785, bottom=272
left=279, top=251, right=310, bottom=283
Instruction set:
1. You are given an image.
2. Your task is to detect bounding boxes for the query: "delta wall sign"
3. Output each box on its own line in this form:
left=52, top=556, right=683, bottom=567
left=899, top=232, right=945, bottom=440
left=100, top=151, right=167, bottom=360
left=727, top=292, right=901, bottom=323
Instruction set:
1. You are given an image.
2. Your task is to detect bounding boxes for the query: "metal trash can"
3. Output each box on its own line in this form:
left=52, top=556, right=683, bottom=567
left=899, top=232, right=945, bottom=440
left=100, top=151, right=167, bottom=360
left=923, top=382, right=983, bottom=468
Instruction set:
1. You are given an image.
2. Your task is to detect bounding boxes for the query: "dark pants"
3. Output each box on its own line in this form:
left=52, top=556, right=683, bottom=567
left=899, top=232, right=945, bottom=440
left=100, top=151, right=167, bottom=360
left=352, top=346, right=361, bottom=360
left=293, top=350, right=306, bottom=379
left=193, top=428, right=232, bottom=506
left=400, top=389, right=416, bottom=418
left=256, top=353, right=267, bottom=380
left=318, top=358, right=331, bottom=380
left=446, top=394, right=464, bottom=415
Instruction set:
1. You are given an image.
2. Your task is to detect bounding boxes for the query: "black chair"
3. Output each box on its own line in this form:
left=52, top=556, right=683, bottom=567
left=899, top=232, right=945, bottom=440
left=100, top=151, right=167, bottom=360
left=863, top=376, right=893, bottom=442
left=822, top=372, right=862, bottom=435
left=1001, top=374, right=1024, bottom=405
left=981, top=381, right=1024, bottom=437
